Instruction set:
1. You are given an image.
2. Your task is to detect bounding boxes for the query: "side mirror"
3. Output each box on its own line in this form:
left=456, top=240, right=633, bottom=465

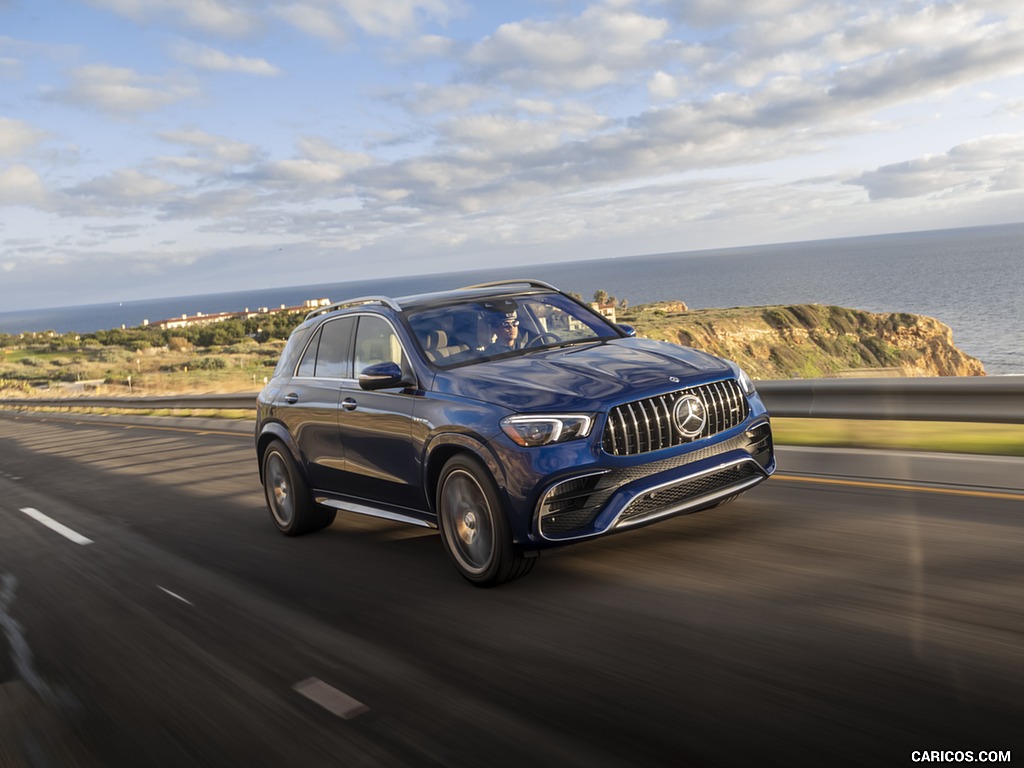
left=618, top=323, right=637, bottom=338
left=358, top=361, right=412, bottom=391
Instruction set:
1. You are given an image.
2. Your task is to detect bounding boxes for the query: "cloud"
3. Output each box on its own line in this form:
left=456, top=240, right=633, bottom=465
left=334, top=0, right=455, bottom=38
left=295, top=136, right=373, bottom=170
left=403, top=34, right=457, bottom=58
left=995, top=98, right=1024, bottom=115
left=86, top=0, right=262, bottom=37
left=668, top=0, right=810, bottom=29
left=69, top=169, right=179, bottom=206
left=48, top=64, right=199, bottom=115
left=158, top=128, right=261, bottom=167
left=849, top=134, right=1024, bottom=200
left=0, top=164, right=47, bottom=207
left=226, top=137, right=374, bottom=201
left=170, top=42, right=281, bottom=76
left=157, top=187, right=263, bottom=221
left=647, top=70, right=678, bottom=100
left=0, top=56, right=21, bottom=79
left=270, top=0, right=459, bottom=43
left=255, top=158, right=348, bottom=185
left=465, top=6, right=669, bottom=91
left=397, top=82, right=495, bottom=117
left=274, top=3, right=350, bottom=43
left=0, top=117, right=47, bottom=157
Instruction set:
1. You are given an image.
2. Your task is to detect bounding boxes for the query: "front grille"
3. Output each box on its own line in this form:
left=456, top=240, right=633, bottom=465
left=618, top=462, right=761, bottom=524
left=603, top=379, right=749, bottom=456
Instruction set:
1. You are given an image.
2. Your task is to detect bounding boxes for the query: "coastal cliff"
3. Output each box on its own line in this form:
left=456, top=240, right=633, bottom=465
left=619, top=302, right=986, bottom=378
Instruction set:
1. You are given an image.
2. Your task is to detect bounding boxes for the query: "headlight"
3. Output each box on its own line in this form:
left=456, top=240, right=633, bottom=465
left=736, top=367, right=757, bottom=396
left=500, top=414, right=594, bottom=447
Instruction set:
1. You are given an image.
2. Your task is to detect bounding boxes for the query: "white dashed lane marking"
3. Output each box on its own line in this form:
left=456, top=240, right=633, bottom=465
left=8, top=494, right=372, bottom=728
left=18, top=507, right=94, bottom=545
left=293, top=677, right=369, bottom=720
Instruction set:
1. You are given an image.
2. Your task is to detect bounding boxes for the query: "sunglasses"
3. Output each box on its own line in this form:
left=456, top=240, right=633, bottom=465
left=499, top=320, right=519, bottom=329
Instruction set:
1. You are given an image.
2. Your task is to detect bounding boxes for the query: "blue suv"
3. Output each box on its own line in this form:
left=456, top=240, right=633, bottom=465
left=256, top=280, right=774, bottom=586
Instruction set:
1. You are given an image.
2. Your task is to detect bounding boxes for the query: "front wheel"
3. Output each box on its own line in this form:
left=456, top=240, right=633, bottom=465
left=262, top=440, right=336, bottom=536
left=437, top=455, right=535, bottom=587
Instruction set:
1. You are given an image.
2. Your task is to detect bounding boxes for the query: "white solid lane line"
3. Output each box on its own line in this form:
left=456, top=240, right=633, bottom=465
left=18, top=507, right=94, bottom=545
left=293, top=677, right=369, bottom=719
left=157, top=586, right=194, bottom=606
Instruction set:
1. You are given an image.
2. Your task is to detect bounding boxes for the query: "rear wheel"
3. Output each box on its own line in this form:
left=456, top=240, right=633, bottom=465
left=437, top=455, right=534, bottom=587
left=262, top=440, right=336, bottom=536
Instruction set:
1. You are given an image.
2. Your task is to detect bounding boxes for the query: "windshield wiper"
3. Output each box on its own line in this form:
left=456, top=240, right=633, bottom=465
left=555, top=338, right=602, bottom=349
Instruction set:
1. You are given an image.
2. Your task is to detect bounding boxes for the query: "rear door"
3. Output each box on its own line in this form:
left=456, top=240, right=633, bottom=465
left=278, top=316, right=355, bottom=491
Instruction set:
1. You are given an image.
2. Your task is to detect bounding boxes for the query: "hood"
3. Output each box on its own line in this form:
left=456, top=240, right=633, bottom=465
left=433, top=338, right=732, bottom=412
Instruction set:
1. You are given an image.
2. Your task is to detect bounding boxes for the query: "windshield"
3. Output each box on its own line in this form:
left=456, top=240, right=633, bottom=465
left=406, top=292, right=620, bottom=369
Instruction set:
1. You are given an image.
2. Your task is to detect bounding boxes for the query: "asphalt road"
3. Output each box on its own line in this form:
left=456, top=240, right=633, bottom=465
left=1, top=412, right=1021, bottom=768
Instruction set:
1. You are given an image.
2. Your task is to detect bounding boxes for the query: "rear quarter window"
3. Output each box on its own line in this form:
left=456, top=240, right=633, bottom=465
left=273, top=326, right=312, bottom=378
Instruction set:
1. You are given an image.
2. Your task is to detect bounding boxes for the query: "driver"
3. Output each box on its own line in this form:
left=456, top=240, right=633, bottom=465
left=486, top=310, right=524, bottom=354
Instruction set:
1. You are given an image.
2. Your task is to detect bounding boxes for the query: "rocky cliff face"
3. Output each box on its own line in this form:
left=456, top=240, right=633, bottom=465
left=621, top=302, right=985, bottom=379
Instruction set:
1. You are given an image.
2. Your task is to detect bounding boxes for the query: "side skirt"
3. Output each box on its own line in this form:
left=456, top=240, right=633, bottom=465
left=314, top=497, right=438, bottom=529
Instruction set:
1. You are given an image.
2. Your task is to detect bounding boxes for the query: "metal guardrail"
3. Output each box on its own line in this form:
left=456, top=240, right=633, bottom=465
left=0, top=392, right=257, bottom=411
left=1, top=376, right=1022, bottom=424
left=756, top=376, right=1024, bottom=424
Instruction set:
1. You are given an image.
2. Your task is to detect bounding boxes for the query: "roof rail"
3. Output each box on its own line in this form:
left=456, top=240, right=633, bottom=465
left=304, top=295, right=401, bottom=322
left=458, top=279, right=560, bottom=292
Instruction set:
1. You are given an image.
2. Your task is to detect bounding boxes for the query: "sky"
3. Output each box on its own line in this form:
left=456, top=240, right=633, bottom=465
left=2, top=0, right=1024, bottom=312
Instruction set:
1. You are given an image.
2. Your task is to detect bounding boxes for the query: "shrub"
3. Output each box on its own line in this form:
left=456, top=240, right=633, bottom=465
left=191, top=356, right=227, bottom=370
left=168, top=337, right=191, bottom=352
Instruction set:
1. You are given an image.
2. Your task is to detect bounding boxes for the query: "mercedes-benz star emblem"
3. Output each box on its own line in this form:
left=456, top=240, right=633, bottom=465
left=672, top=394, right=707, bottom=439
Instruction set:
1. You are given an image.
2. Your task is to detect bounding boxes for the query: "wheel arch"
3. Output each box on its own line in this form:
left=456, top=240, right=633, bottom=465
left=424, top=433, right=506, bottom=514
left=256, top=422, right=306, bottom=484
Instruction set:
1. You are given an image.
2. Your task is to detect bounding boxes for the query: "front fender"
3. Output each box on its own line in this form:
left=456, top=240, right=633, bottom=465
left=422, top=431, right=509, bottom=513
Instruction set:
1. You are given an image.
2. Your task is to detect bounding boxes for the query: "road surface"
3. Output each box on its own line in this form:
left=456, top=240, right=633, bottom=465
left=1, top=412, right=1021, bottom=767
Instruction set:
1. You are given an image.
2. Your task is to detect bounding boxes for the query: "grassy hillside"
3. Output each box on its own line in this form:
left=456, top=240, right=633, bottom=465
left=620, top=302, right=985, bottom=379
left=0, top=300, right=986, bottom=398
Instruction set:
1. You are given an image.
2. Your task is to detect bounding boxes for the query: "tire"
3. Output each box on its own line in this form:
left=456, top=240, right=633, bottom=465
left=436, top=455, right=535, bottom=587
left=262, top=440, right=336, bottom=536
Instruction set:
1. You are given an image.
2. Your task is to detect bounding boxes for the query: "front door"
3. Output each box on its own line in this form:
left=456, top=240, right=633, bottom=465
left=336, top=315, right=422, bottom=511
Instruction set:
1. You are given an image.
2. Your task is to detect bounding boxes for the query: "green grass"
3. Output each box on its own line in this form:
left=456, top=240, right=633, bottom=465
left=773, top=418, right=1024, bottom=456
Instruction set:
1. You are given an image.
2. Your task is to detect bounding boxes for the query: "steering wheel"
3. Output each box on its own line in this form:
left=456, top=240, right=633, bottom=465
left=526, top=332, right=562, bottom=348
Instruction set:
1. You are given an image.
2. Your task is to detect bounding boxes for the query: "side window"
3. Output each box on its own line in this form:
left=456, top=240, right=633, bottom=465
left=315, top=317, right=354, bottom=378
left=295, top=327, right=321, bottom=377
left=354, top=316, right=406, bottom=375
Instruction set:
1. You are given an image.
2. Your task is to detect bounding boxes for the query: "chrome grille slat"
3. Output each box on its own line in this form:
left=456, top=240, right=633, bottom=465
left=703, top=384, right=717, bottom=436
left=711, top=381, right=725, bottom=435
left=640, top=399, right=656, bottom=453
left=651, top=396, right=665, bottom=450
left=625, top=401, right=641, bottom=455
left=608, top=410, right=623, bottom=455
left=602, top=379, right=749, bottom=456
left=658, top=395, right=673, bottom=450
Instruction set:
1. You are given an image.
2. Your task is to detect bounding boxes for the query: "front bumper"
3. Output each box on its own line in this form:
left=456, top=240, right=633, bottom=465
left=533, top=419, right=774, bottom=543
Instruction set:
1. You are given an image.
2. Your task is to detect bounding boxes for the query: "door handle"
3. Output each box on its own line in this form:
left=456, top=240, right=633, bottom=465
left=284, top=393, right=299, bottom=404
left=341, top=397, right=358, bottom=411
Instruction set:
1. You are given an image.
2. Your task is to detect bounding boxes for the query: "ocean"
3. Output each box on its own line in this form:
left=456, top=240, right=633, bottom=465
left=2, top=223, right=1022, bottom=375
